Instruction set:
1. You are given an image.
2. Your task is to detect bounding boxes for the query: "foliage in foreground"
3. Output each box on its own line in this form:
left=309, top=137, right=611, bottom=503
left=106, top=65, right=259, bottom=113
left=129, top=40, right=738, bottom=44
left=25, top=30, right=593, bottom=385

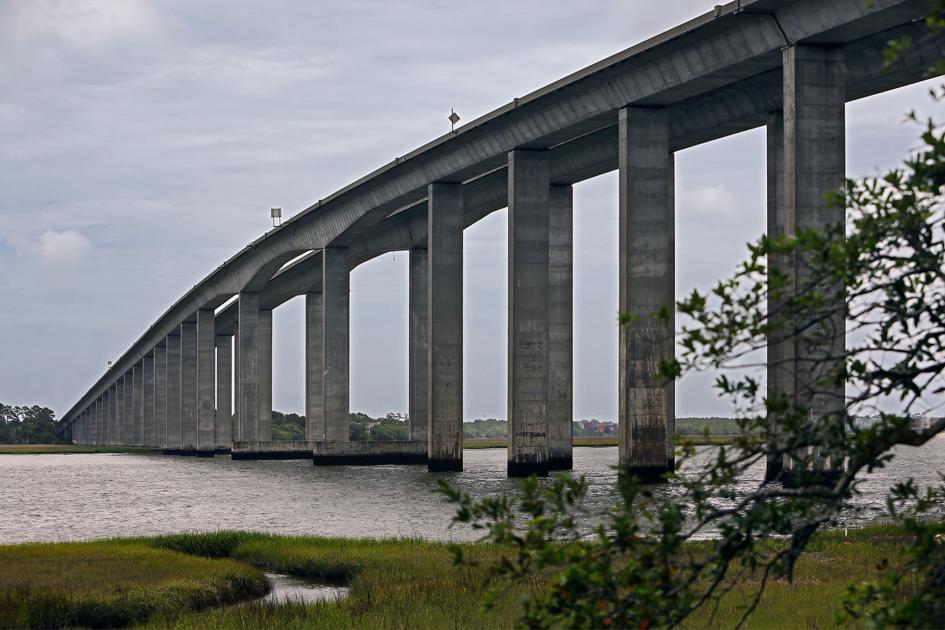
left=441, top=41, right=945, bottom=630
left=0, top=540, right=267, bottom=628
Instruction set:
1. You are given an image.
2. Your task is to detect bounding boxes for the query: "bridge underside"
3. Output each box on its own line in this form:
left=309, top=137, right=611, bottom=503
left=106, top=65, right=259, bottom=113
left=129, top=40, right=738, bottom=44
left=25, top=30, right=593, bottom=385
left=65, top=0, right=944, bottom=478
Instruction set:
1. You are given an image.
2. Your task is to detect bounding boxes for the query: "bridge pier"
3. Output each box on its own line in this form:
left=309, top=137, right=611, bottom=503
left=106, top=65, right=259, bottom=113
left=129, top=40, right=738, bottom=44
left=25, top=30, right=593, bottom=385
left=408, top=247, right=428, bottom=444
left=618, top=106, right=675, bottom=483
left=235, top=293, right=273, bottom=452
left=258, top=309, right=273, bottom=443
left=323, top=248, right=349, bottom=442
left=427, top=182, right=464, bottom=472
left=165, top=334, right=183, bottom=453
left=305, top=291, right=325, bottom=441
left=215, top=334, right=233, bottom=451
left=312, top=248, right=362, bottom=465
left=548, top=184, right=573, bottom=470
left=196, top=309, right=216, bottom=454
left=780, top=44, right=847, bottom=484
left=107, top=383, right=117, bottom=445
left=90, top=400, right=97, bottom=445
left=507, top=150, right=551, bottom=478
left=116, top=375, right=125, bottom=445
left=133, top=361, right=144, bottom=446
left=180, top=321, right=199, bottom=453
left=99, top=395, right=106, bottom=445
left=143, top=354, right=155, bottom=447
left=766, top=112, right=789, bottom=482
left=123, top=370, right=134, bottom=447
left=154, top=345, right=167, bottom=449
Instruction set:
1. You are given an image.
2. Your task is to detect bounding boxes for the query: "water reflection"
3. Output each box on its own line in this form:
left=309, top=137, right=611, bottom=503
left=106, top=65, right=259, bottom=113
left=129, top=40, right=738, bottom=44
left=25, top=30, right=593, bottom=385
left=261, top=573, right=348, bottom=605
left=0, top=438, right=942, bottom=544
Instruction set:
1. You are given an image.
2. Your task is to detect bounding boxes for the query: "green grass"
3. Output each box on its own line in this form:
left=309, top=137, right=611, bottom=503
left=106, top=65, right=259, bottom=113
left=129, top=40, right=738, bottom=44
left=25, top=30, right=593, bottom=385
left=1, top=527, right=930, bottom=628
left=145, top=535, right=542, bottom=630
left=0, top=540, right=268, bottom=628
left=0, top=444, right=161, bottom=455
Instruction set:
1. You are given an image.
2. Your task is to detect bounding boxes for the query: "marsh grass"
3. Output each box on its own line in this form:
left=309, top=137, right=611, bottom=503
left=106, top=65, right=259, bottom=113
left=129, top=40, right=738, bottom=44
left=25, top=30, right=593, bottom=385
left=141, top=535, right=544, bottom=629
left=2, top=526, right=935, bottom=628
left=145, top=529, right=930, bottom=629
left=0, top=541, right=267, bottom=628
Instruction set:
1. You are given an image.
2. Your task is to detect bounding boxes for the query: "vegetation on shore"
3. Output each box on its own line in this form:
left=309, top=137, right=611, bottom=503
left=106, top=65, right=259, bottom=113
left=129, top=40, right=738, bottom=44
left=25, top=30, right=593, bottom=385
left=271, top=411, right=745, bottom=443
left=0, top=540, right=267, bottom=628
left=0, top=404, right=63, bottom=444
left=0, top=444, right=161, bottom=455
left=0, top=527, right=929, bottom=628
left=463, top=435, right=745, bottom=449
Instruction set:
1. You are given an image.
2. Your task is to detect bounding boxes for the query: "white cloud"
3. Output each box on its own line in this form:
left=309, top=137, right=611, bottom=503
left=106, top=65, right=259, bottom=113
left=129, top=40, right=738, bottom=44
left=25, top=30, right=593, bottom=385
left=11, top=229, right=94, bottom=269
left=678, top=184, right=739, bottom=217
left=0, top=0, right=163, bottom=52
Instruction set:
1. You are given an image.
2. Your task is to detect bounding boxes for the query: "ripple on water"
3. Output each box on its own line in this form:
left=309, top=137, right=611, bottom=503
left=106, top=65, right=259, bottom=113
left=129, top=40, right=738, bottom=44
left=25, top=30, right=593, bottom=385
left=0, top=439, right=943, bottom=543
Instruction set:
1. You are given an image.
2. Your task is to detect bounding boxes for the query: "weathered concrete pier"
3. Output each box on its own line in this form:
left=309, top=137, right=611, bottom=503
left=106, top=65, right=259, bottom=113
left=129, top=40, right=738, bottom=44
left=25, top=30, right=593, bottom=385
left=63, top=0, right=945, bottom=478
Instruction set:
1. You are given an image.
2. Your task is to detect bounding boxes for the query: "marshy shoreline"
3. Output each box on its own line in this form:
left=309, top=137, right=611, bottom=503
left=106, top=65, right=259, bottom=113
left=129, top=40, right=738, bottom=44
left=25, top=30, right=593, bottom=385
left=0, top=526, right=928, bottom=628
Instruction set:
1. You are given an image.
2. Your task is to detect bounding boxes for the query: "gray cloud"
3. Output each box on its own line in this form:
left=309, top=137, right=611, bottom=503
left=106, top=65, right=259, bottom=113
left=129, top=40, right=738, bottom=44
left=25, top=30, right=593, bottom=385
left=0, top=0, right=938, bottom=422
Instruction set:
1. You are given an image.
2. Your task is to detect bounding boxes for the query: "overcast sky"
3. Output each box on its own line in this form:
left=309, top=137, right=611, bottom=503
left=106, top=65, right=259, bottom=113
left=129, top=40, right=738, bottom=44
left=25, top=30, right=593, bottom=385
left=0, top=0, right=939, bottom=421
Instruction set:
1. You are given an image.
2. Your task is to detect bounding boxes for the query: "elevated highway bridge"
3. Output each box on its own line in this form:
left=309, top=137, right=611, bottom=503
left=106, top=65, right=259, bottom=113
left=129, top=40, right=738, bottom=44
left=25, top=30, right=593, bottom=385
left=63, top=0, right=945, bottom=478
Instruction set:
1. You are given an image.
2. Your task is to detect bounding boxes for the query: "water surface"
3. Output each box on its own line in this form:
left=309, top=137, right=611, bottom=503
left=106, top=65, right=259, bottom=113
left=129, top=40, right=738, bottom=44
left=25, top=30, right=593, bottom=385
left=1, top=440, right=943, bottom=544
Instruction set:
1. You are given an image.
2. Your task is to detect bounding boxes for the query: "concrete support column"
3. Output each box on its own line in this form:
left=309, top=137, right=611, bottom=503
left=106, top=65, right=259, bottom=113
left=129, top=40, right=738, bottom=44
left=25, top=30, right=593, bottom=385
left=427, top=182, right=464, bottom=471
left=408, top=247, right=429, bottom=443
left=782, top=45, right=847, bottom=478
left=87, top=403, right=94, bottom=445
left=101, top=395, right=108, bottom=444
left=100, top=396, right=107, bottom=444
left=323, top=249, right=349, bottom=442
left=549, top=184, right=574, bottom=470
left=108, top=384, right=118, bottom=445
left=154, top=346, right=167, bottom=449
left=165, top=334, right=182, bottom=451
left=305, top=291, right=325, bottom=441
left=233, top=330, right=240, bottom=430
left=507, top=150, right=551, bottom=477
left=618, top=106, right=675, bottom=482
left=116, top=383, right=123, bottom=445
left=258, top=309, right=273, bottom=443
left=196, top=309, right=216, bottom=453
left=766, top=112, right=790, bottom=482
left=133, top=362, right=144, bottom=446
left=143, top=355, right=155, bottom=447
left=215, top=335, right=233, bottom=450
left=237, top=293, right=260, bottom=442
left=92, top=400, right=100, bottom=444
left=180, top=321, right=198, bottom=452
left=122, top=370, right=134, bottom=445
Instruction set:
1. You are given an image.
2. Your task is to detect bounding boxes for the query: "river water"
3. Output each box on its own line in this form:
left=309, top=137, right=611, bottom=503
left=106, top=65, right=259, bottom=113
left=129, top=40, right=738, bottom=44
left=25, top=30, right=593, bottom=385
left=2, top=439, right=944, bottom=544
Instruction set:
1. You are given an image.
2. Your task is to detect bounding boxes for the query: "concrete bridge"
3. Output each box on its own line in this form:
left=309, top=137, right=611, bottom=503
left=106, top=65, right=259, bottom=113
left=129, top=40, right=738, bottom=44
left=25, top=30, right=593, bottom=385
left=63, top=0, right=945, bottom=478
